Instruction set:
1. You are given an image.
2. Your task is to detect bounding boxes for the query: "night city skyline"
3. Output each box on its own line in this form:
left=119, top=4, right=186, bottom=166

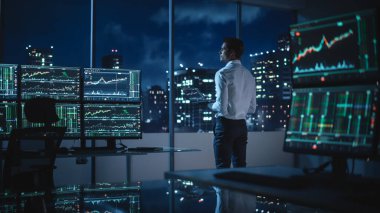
left=1, top=0, right=295, bottom=133
left=2, top=0, right=294, bottom=90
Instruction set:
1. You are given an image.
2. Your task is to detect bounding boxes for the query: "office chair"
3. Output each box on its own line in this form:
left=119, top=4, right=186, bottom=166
left=2, top=97, right=66, bottom=212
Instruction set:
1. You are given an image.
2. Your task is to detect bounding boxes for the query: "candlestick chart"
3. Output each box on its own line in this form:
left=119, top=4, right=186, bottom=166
left=285, top=85, right=378, bottom=155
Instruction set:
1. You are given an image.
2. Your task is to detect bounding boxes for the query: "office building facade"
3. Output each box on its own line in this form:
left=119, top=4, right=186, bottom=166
left=174, top=67, right=216, bottom=132
left=25, top=45, right=54, bottom=66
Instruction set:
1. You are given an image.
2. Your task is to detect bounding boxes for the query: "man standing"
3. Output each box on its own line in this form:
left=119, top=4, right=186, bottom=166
left=212, top=37, right=256, bottom=169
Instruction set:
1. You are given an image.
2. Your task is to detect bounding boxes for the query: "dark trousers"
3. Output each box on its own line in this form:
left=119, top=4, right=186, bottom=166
left=213, top=117, right=248, bottom=169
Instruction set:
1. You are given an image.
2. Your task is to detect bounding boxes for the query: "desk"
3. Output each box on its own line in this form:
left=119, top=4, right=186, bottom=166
left=165, top=166, right=380, bottom=212
left=1, top=147, right=200, bottom=187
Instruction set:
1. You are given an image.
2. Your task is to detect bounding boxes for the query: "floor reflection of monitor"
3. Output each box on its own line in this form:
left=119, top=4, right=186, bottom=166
left=54, top=184, right=140, bottom=213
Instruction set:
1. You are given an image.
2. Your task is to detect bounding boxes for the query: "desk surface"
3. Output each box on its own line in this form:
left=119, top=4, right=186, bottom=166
left=0, top=146, right=200, bottom=158
left=165, top=166, right=380, bottom=212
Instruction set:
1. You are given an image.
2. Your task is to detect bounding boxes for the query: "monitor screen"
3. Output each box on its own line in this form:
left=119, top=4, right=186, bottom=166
left=84, top=103, right=141, bottom=138
left=0, top=101, right=17, bottom=137
left=290, top=9, right=378, bottom=86
left=84, top=68, right=141, bottom=102
left=22, top=103, right=81, bottom=138
left=0, top=64, right=18, bottom=100
left=21, top=65, right=81, bottom=100
left=283, top=85, right=378, bottom=157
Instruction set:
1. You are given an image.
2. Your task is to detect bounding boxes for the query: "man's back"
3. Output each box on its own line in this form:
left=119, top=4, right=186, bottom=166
left=214, top=60, right=256, bottom=120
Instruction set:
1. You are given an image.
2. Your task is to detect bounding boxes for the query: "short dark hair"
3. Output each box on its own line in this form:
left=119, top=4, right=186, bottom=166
left=223, top=37, right=244, bottom=58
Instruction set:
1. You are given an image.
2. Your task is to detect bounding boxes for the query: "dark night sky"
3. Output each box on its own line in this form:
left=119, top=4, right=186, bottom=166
left=2, top=0, right=293, bottom=90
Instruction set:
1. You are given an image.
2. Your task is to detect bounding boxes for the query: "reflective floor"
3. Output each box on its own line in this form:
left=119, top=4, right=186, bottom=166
left=0, top=180, right=217, bottom=213
left=0, top=180, right=322, bottom=212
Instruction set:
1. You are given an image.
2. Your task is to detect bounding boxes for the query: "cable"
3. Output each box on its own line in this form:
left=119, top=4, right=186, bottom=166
left=351, top=158, right=355, bottom=175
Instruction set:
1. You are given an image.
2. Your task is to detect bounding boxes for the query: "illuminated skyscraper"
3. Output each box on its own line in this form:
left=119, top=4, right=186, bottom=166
left=249, top=34, right=291, bottom=131
left=26, top=45, right=54, bottom=66
left=143, top=85, right=168, bottom=132
left=173, top=67, right=216, bottom=132
left=102, top=49, right=123, bottom=69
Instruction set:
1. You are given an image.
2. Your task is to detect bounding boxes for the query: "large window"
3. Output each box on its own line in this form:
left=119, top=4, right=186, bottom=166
left=242, top=5, right=295, bottom=131
left=174, top=0, right=235, bottom=133
left=2, top=0, right=90, bottom=67
left=1, top=1, right=295, bottom=134
left=95, top=0, right=169, bottom=133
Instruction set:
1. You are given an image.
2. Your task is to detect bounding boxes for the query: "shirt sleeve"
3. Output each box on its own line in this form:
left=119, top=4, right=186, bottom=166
left=248, top=78, right=256, bottom=114
left=212, top=71, right=228, bottom=115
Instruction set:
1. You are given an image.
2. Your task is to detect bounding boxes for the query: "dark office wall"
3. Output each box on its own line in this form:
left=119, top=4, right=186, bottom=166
left=298, top=0, right=380, bottom=22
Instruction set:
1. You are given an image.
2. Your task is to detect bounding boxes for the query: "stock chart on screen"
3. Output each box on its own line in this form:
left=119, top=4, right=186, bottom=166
left=0, top=64, right=18, bottom=100
left=84, top=104, right=141, bottom=138
left=284, top=85, right=378, bottom=156
left=84, top=68, right=140, bottom=102
left=21, top=65, right=81, bottom=100
left=21, top=103, right=81, bottom=138
left=290, top=9, right=378, bottom=86
left=0, top=102, right=17, bottom=136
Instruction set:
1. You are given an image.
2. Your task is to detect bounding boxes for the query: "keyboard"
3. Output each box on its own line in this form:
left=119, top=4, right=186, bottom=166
left=70, top=147, right=125, bottom=152
left=128, top=147, right=164, bottom=152
left=214, top=171, right=306, bottom=188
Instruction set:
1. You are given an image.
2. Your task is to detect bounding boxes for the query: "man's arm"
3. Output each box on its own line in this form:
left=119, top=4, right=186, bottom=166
left=248, top=79, right=256, bottom=114
left=212, top=72, right=228, bottom=115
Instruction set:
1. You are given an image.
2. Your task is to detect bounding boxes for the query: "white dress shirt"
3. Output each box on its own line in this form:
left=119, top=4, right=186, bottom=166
left=212, top=60, right=256, bottom=120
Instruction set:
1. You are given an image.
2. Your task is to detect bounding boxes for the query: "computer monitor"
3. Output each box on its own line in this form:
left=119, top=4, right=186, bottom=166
left=0, top=64, right=18, bottom=100
left=84, top=103, right=142, bottom=139
left=0, top=101, right=17, bottom=137
left=290, top=9, right=378, bottom=87
left=283, top=85, right=379, bottom=168
left=20, top=65, right=81, bottom=100
left=83, top=68, right=141, bottom=102
left=21, top=102, right=81, bottom=138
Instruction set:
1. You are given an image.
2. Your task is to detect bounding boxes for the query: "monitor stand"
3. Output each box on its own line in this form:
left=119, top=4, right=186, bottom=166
left=331, top=157, right=348, bottom=178
left=77, top=138, right=117, bottom=151
left=107, top=138, right=116, bottom=150
left=301, top=156, right=349, bottom=186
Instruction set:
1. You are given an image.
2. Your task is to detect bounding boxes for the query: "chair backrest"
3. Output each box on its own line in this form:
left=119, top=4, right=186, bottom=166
left=2, top=126, right=66, bottom=192
left=24, top=97, right=60, bottom=125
